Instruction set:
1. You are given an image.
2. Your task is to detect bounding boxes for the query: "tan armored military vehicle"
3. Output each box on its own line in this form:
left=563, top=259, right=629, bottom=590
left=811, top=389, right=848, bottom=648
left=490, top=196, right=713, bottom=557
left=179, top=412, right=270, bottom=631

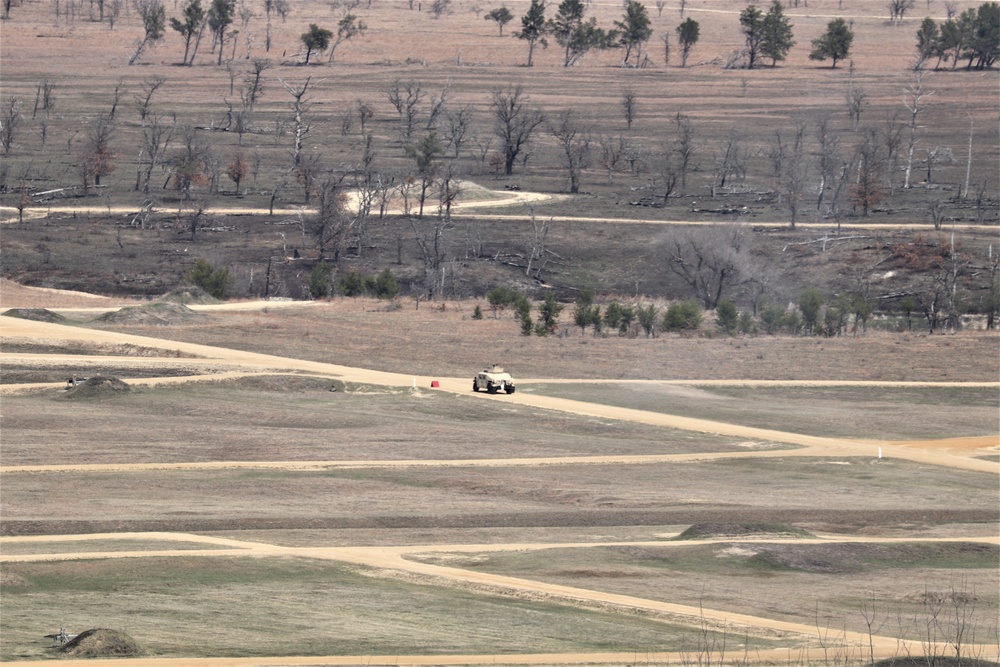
left=472, top=364, right=516, bottom=394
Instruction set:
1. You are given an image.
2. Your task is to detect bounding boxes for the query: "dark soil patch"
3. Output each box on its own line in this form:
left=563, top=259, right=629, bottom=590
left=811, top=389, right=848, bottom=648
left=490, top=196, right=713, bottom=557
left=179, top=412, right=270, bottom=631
left=2, top=308, right=67, bottom=323
left=220, top=375, right=345, bottom=393
left=59, top=628, right=141, bottom=657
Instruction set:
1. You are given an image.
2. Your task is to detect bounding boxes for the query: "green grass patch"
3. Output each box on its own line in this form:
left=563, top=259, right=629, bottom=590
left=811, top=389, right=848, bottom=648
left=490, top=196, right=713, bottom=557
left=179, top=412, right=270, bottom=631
left=522, top=383, right=1000, bottom=440
left=0, top=539, right=234, bottom=556
left=0, top=555, right=770, bottom=661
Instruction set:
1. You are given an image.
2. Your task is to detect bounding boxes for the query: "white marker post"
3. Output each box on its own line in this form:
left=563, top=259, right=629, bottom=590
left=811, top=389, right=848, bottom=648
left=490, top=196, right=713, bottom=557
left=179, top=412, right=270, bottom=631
left=878, top=447, right=883, bottom=460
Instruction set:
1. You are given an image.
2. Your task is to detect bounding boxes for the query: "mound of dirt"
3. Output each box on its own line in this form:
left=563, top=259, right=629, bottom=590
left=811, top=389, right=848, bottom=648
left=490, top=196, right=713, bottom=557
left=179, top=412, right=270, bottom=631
left=157, top=286, right=219, bottom=305
left=59, top=629, right=141, bottom=658
left=1, top=308, right=67, bottom=323
left=675, top=523, right=814, bottom=540
left=96, top=302, right=204, bottom=326
left=62, top=375, right=133, bottom=399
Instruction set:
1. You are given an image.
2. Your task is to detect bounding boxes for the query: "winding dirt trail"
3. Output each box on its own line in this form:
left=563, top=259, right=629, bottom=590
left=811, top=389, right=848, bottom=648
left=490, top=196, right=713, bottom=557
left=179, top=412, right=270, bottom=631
left=2, top=302, right=998, bottom=666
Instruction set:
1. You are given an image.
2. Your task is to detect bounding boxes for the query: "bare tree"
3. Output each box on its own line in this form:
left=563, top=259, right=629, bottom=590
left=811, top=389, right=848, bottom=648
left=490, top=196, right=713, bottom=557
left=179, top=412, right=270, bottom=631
left=490, top=84, right=544, bottom=177
left=882, top=112, right=906, bottom=196
left=108, top=78, right=126, bottom=120
left=672, top=112, right=696, bottom=196
left=621, top=87, right=637, bottom=131
left=443, top=104, right=474, bottom=158
left=170, top=125, right=211, bottom=200
left=664, top=223, right=758, bottom=309
left=0, top=95, right=24, bottom=155
left=134, top=76, right=165, bottom=126
left=888, top=0, right=915, bottom=25
left=921, top=145, right=955, bottom=186
left=549, top=109, right=591, bottom=194
left=425, top=82, right=450, bottom=131
left=32, top=80, right=55, bottom=121
left=310, top=172, right=350, bottom=260
left=524, top=206, right=550, bottom=279
left=279, top=76, right=319, bottom=167
left=598, top=134, right=626, bottom=184
left=902, top=70, right=933, bottom=189
left=81, top=114, right=117, bottom=189
left=845, top=83, right=868, bottom=131
left=851, top=127, right=887, bottom=216
left=137, top=114, right=175, bottom=194
left=410, top=167, right=455, bottom=300
left=814, top=112, right=842, bottom=214
left=386, top=79, right=424, bottom=144
left=711, top=127, right=748, bottom=197
left=773, top=122, right=807, bottom=228
left=355, top=99, right=374, bottom=135
left=242, top=58, right=270, bottom=113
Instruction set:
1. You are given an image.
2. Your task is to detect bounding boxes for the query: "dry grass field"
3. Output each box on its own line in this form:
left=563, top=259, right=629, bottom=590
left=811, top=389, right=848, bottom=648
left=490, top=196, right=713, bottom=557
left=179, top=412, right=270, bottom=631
left=1, top=0, right=999, bottom=664
left=1, top=290, right=998, bottom=665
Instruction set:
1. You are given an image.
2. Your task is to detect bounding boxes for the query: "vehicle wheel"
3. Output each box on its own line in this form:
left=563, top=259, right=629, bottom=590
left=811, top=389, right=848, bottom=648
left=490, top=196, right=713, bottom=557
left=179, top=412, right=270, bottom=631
left=507, top=385, right=516, bottom=394
left=487, top=382, right=497, bottom=394
left=472, top=380, right=479, bottom=392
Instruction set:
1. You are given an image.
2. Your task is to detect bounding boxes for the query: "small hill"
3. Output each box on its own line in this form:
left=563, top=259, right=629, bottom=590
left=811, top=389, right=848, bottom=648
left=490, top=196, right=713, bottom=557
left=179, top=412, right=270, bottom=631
left=59, top=628, right=141, bottom=658
left=674, top=523, right=814, bottom=540
left=96, top=302, right=204, bottom=326
left=62, top=375, right=133, bottom=399
left=1, top=308, right=67, bottom=323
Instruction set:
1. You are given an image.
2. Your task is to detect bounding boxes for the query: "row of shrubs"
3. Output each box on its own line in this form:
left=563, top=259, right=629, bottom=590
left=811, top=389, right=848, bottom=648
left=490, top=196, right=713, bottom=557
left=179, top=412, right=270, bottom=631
left=479, top=286, right=892, bottom=338
left=184, top=259, right=933, bottom=336
left=309, top=264, right=400, bottom=300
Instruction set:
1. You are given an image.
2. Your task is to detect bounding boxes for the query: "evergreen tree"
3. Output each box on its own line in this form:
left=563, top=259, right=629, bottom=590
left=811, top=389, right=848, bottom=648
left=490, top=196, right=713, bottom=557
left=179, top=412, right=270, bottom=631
left=538, top=292, right=564, bottom=332
left=915, top=16, right=941, bottom=69
left=809, top=17, right=853, bottom=68
left=739, top=4, right=765, bottom=69
left=485, top=6, right=514, bottom=35
left=676, top=17, right=699, bottom=67
left=761, top=0, right=794, bottom=66
left=170, top=0, right=205, bottom=65
left=207, top=0, right=235, bottom=65
left=615, top=0, right=652, bottom=68
left=301, top=24, right=332, bottom=65
left=549, top=0, right=617, bottom=66
left=514, top=0, right=548, bottom=66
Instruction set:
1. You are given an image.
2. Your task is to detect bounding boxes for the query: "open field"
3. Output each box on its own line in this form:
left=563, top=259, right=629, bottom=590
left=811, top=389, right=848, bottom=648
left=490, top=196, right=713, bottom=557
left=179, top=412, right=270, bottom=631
left=1, top=287, right=998, bottom=665
left=2, top=0, right=999, bottom=663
